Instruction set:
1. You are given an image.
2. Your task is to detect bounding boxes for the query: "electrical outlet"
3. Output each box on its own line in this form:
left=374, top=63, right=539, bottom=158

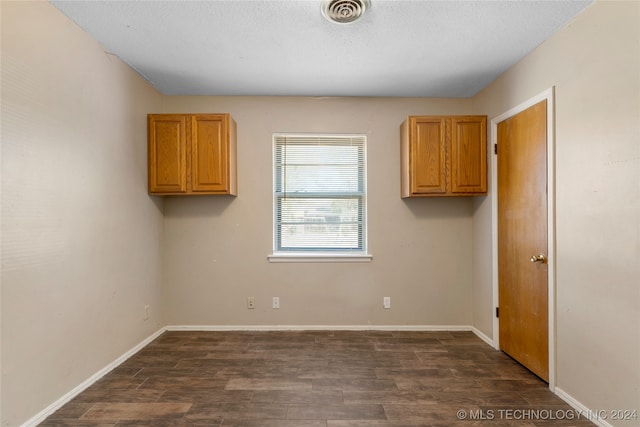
left=272, top=297, right=280, bottom=309
left=144, top=305, right=150, bottom=320
left=247, top=296, right=255, bottom=309
left=383, top=297, right=391, bottom=309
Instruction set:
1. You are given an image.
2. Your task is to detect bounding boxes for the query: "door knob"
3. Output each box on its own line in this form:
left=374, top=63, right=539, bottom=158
left=530, top=254, right=546, bottom=263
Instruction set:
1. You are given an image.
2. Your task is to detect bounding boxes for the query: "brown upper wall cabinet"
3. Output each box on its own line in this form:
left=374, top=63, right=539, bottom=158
left=400, top=115, right=487, bottom=197
left=148, top=114, right=237, bottom=196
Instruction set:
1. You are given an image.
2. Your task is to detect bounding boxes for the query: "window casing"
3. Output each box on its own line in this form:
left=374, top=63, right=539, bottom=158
left=272, top=133, right=367, bottom=258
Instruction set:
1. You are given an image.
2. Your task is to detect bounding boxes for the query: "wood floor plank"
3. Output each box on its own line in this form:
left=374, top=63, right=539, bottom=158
left=221, top=420, right=326, bottom=427
left=311, top=378, right=398, bottom=392
left=297, top=366, right=378, bottom=379
left=286, top=404, right=387, bottom=420
left=225, top=378, right=312, bottom=391
left=41, top=403, right=96, bottom=420
left=384, top=403, right=478, bottom=423
left=184, top=402, right=287, bottom=420
left=71, top=388, right=164, bottom=404
left=251, top=390, right=344, bottom=405
left=80, top=402, right=191, bottom=421
left=343, top=390, right=437, bottom=405
left=38, top=330, right=595, bottom=426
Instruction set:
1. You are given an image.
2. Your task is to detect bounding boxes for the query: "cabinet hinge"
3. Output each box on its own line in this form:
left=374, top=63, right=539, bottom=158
left=494, top=144, right=498, bottom=155
left=495, top=307, right=499, bottom=318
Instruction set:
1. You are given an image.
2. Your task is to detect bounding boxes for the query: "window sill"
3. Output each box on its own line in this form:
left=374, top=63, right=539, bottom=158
left=267, top=253, right=373, bottom=263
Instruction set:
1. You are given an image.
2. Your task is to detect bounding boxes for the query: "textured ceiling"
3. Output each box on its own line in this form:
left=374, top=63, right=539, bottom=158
left=50, top=0, right=593, bottom=98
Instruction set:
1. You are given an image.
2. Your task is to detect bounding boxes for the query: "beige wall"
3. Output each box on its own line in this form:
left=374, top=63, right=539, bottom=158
left=1, top=2, right=165, bottom=425
left=472, top=0, right=639, bottom=421
left=161, top=96, right=476, bottom=327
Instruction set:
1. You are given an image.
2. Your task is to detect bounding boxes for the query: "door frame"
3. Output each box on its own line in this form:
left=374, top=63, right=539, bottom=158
left=490, top=87, right=556, bottom=390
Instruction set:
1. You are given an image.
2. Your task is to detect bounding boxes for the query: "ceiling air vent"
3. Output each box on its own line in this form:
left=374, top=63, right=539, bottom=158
left=321, top=0, right=370, bottom=24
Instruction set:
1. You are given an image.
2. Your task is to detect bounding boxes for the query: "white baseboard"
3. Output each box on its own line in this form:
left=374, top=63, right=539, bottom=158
left=21, top=327, right=166, bottom=427
left=471, top=327, right=495, bottom=347
left=555, top=388, right=613, bottom=427
left=166, top=324, right=475, bottom=332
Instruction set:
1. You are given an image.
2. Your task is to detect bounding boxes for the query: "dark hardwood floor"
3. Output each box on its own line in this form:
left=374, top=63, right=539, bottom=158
left=40, top=330, right=594, bottom=426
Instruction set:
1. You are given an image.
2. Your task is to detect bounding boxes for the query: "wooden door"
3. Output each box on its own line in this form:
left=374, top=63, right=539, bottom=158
left=497, top=100, right=549, bottom=381
left=450, top=116, right=487, bottom=194
left=410, top=117, right=447, bottom=195
left=191, top=115, right=228, bottom=193
left=148, top=114, right=187, bottom=193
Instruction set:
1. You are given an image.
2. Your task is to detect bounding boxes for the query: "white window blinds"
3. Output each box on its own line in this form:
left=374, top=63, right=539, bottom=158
left=273, top=133, right=367, bottom=253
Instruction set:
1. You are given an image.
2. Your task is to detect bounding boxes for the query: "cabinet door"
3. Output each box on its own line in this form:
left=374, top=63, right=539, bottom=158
left=148, top=115, right=187, bottom=193
left=191, top=115, right=229, bottom=193
left=410, top=117, right=447, bottom=195
left=450, top=116, right=487, bottom=194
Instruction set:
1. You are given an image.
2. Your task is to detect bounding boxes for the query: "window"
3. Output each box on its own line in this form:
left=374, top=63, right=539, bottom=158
left=270, top=133, right=369, bottom=262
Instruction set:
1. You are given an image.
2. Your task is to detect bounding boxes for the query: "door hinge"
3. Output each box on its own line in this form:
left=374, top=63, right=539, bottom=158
left=495, top=307, right=499, bottom=318
left=494, top=144, right=498, bottom=155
